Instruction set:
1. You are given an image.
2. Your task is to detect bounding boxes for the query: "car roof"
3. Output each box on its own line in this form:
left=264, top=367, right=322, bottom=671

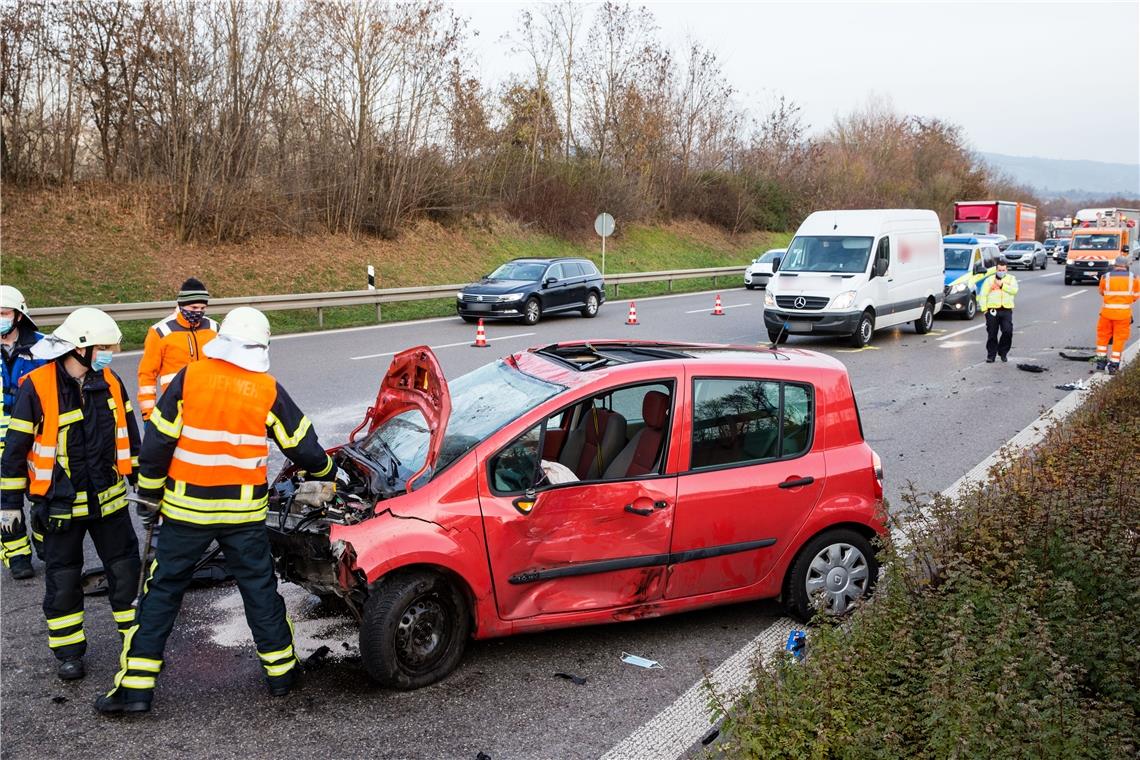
left=505, top=257, right=593, bottom=264
left=512, top=341, right=849, bottom=385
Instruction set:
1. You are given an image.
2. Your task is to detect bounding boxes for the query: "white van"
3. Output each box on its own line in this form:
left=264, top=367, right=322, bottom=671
left=763, top=209, right=945, bottom=347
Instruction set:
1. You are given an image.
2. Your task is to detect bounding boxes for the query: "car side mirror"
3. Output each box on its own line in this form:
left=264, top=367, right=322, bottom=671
left=772, top=258, right=782, bottom=271
left=873, top=259, right=888, bottom=278
left=973, top=263, right=986, bottom=275
left=544, top=277, right=558, bottom=286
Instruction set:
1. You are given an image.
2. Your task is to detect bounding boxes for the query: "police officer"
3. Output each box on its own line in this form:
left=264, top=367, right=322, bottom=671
left=1095, top=256, right=1140, bottom=374
left=136, top=277, right=218, bottom=421
left=0, top=308, right=141, bottom=680
left=96, top=307, right=334, bottom=714
left=0, top=285, right=47, bottom=579
left=975, top=259, right=1019, bottom=363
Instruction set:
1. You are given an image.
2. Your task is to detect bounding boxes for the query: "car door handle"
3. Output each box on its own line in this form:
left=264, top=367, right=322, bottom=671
left=778, top=476, right=815, bottom=489
left=625, top=504, right=654, bottom=516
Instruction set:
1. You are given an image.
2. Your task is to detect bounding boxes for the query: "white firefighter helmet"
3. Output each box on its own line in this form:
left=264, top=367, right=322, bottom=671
left=0, top=285, right=37, bottom=332
left=32, top=307, right=122, bottom=360
left=217, top=306, right=271, bottom=347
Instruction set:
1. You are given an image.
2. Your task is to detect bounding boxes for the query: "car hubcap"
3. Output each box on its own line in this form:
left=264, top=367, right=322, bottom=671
left=395, top=595, right=448, bottom=671
left=923, top=308, right=932, bottom=329
left=805, top=542, right=870, bottom=614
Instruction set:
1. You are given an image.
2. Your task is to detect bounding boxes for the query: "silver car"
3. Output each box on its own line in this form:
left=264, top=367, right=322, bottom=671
left=744, top=249, right=785, bottom=289
left=1001, top=241, right=1048, bottom=270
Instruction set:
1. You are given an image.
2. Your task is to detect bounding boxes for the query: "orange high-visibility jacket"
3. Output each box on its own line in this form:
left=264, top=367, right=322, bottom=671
left=138, top=358, right=333, bottom=526
left=1099, top=271, right=1140, bottom=320
left=137, top=313, right=218, bottom=420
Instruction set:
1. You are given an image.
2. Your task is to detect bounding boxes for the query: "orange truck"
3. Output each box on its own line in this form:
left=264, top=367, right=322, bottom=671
left=951, top=200, right=1037, bottom=240
left=1064, top=226, right=1132, bottom=285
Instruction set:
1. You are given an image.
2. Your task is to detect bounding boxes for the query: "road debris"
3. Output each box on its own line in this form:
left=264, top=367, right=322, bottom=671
left=51, top=696, right=68, bottom=705
left=1059, top=351, right=1096, bottom=361
left=305, top=645, right=332, bottom=667
left=553, top=672, right=587, bottom=685
left=701, top=727, right=721, bottom=745
left=785, top=630, right=806, bottom=660
left=1055, top=380, right=1092, bottom=391
left=620, top=652, right=663, bottom=669
left=1016, top=363, right=1047, bottom=373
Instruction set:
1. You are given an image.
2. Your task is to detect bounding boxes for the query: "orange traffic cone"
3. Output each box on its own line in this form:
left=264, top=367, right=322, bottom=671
left=625, top=301, right=639, bottom=326
left=711, top=293, right=725, bottom=316
left=471, top=318, right=490, bottom=347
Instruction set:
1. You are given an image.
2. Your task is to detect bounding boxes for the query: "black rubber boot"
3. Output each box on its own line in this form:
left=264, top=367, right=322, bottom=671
left=94, top=688, right=152, bottom=715
left=268, top=668, right=299, bottom=697
left=8, top=555, right=34, bottom=580
left=1095, top=358, right=1108, bottom=371
left=1107, top=362, right=1119, bottom=375
left=999, top=355, right=1008, bottom=363
left=57, top=658, right=85, bottom=681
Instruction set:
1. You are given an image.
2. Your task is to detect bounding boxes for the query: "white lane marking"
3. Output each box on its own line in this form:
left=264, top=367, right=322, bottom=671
left=936, top=322, right=987, bottom=341
left=1040, top=271, right=1063, bottom=278
left=938, top=340, right=978, bottom=348
left=348, top=332, right=535, bottom=360
left=683, top=303, right=751, bottom=314
left=1061, top=291, right=1085, bottom=300
left=601, top=337, right=1140, bottom=760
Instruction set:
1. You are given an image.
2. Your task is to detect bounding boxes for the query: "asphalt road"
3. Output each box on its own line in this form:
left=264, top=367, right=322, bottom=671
left=2, top=263, right=1134, bottom=760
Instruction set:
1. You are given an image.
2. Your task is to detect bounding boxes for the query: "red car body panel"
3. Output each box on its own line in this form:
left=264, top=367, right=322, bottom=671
left=317, top=342, right=882, bottom=641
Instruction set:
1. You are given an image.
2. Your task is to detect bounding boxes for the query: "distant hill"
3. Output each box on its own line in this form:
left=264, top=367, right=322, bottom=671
left=980, top=152, right=1140, bottom=198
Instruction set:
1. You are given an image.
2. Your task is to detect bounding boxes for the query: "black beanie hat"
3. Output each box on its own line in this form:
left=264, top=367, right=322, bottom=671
left=177, top=277, right=210, bottom=306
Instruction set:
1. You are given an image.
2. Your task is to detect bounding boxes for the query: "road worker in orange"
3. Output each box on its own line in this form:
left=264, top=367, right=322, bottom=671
left=0, top=308, right=141, bottom=681
left=1095, top=256, right=1140, bottom=374
left=96, top=307, right=334, bottom=715
left=137, top=278, right=218, bottom=420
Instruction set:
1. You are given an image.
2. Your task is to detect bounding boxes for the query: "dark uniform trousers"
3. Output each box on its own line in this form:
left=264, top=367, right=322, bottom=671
left=41, top=507, right=140, bottom=660
left=115, top=519, right=295, bottom=697
left=985, top=308, right=1014, bottom=359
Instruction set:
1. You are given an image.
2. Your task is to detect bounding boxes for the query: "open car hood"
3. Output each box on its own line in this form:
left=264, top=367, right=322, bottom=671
left=350, top=346, right=451, bottom=493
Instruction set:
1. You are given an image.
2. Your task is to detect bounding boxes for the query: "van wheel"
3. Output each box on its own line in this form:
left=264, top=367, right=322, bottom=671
left=963, top=296, right=977, bottom=321
left=784, top=528, right=879, bottom=622
left=914, top=300, right=934, bottom=334
left=360, top=571, right=470, bottom=690
left=849, top=311, right=874, bottom=348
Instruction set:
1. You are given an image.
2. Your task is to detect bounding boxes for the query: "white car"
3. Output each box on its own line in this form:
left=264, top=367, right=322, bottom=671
left=744, top=249, right=786, bottom=289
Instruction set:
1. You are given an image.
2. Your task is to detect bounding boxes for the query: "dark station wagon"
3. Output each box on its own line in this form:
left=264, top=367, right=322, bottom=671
left=456, top=257, right=606, bottom=325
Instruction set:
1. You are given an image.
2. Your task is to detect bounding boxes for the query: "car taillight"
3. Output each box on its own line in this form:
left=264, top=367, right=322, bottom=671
left=871, top=449, right=883, bottom=498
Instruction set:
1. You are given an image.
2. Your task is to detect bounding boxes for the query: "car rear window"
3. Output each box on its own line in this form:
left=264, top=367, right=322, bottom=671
left=689, top=378, right=814, bottom=469
left=563, top=261, right=585, bottom=277
left=578, top=260, right=600, bottom=277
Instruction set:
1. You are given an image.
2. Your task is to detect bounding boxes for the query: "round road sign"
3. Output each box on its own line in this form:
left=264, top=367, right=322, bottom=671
left=594, top=212, right=615, bottom=238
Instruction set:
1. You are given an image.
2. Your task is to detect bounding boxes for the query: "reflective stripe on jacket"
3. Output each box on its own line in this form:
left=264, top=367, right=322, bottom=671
left=976, top=273, right=1018, bottom=310
left=137, top=313, right=218, bottom=420
left=0, top=362, right=141, bottom=518
left=1099, top=271, right=1140, bottom=320
left=139, top=358, right=333, bottom=526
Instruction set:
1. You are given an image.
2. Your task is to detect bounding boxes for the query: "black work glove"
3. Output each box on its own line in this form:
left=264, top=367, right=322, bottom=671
left=45, top=502, right=72, bottom=533
left=128, top=472, right=139, bottom=489
left=134, top=494, right=161, bottom=529
left=0, top=510, right=25, bottom=540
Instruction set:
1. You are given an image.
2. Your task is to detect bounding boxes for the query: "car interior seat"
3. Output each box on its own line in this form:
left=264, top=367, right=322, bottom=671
left=559, top=406, right=628, bottom=480
left=603, top=391, right=670, bottom=479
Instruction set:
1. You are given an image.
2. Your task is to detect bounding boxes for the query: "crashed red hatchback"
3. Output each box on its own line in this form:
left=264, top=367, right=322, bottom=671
left=267, top=341, right=885, bottom=689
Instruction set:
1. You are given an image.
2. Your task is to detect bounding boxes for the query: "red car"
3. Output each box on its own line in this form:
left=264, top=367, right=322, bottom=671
left=268, top=341, right=885, bottom=689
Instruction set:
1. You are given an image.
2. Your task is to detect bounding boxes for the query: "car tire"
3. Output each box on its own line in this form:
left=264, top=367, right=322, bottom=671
left=914, top=300, right=934, bottom=334
left=522, top=297, right=541, bottom=326
left=1064, top=276, right=1073, bottom=285
left=963, top=296, right=977, bottom=321
left=784, top=528, right=879, bottom=622
left=746, top=284, right=755, bottom=290
left=360, top=570, right=470, bottom=690
left=581, top=291, right=600, bottom=318
left=1040, top=256, right=1047, bottom=269
left=460, top=315, right=478, bottom=324
left=849, top=310, right=874, bottom=348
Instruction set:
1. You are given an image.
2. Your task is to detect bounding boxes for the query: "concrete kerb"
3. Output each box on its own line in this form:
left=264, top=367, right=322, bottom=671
left=600, top=336, right=1139, bottom=760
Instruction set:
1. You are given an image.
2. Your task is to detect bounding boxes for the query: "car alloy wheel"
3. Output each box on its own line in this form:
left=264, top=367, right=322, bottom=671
left=523, top=297, right=541, bottom=325
left=582, top=292, right=599, bottom=318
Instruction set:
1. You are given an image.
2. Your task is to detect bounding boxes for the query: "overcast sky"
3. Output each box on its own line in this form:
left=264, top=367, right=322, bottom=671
left=450, top=0, right=1140, bottom=166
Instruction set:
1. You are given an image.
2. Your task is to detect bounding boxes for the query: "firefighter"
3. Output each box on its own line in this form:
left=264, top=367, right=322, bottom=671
left=96, top=307, right=334, bottom=715
left=0, top=308, right=141, bottom=681
left=1095, top=256, right=1140, bottom=374
left=975, top=259, right=1019, bottom=363
left=137, top=277, right=218, bottom=421
left=1, top=285, right=47, bottom=579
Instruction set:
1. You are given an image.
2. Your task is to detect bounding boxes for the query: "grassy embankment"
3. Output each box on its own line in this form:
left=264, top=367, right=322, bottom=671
left=1, top=186, right=790, bottom=348
left=719, top=365, right=1139, bottom=758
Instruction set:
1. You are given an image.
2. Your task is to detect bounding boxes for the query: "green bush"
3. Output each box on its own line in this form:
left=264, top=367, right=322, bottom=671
left=720, top=365, right=1140, bottom=758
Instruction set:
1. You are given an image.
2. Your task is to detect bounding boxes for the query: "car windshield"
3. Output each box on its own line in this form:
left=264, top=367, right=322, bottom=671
left=488, top=261, right=547, bottom=281
left=1009, top=242, right=1034, bottom=250
left=1044, top=239, right=1059, bottom=245
left=780, top=236, right=873, bottom=273
left=943, top=246, right=973, bottom=270
left=358, top=360, right=564, bottom=486
left=1071, top=234, right=1120, bottom=251
left=760, top=251, right=783, bottom=263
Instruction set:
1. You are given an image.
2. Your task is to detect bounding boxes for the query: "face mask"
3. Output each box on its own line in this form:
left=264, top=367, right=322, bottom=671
left=180, top=308, right=205, bottom=327
left=92, top=350, right=113, bottom=371
left=0, top=317, right=12, bottom=335
left=995, top=272, right=1005, bottom=279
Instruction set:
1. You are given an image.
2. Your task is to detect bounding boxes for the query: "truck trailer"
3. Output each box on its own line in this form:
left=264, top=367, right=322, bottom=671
left=951, top=200, right=1037, bottom=240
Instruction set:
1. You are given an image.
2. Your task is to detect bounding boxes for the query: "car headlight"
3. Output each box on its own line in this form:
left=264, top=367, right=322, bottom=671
left=950, top=281, right=968, bottom=294
left=831, top=290, right=857, bottom=309
left=764, top=290, right=775, bottom=307
left=498, top=293, right=525, bottom=302
left=456, top=292, right=465, bottom=301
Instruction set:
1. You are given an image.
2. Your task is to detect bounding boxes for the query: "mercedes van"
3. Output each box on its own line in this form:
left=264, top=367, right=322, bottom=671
left=763, top=210, right=945, bottom=347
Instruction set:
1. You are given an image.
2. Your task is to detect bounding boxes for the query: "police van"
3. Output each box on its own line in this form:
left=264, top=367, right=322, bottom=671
left=763, top=209, right=946, bottom=347
left=941, top=235, right=1002, bottom=320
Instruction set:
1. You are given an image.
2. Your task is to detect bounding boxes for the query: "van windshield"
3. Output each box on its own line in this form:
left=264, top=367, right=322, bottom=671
left=1071, top=234, right=1120, bottom=251
left=780, top=236, right=874, bottom=274
left=943, top=246, right=973, bottom=270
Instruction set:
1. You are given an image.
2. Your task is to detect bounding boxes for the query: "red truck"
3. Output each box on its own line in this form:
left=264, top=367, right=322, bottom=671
left=951, top=200, right=1037, bottom=240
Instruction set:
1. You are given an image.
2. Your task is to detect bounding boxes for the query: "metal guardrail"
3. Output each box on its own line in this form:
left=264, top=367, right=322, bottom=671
left=28, top=265, right=747, bottom=328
